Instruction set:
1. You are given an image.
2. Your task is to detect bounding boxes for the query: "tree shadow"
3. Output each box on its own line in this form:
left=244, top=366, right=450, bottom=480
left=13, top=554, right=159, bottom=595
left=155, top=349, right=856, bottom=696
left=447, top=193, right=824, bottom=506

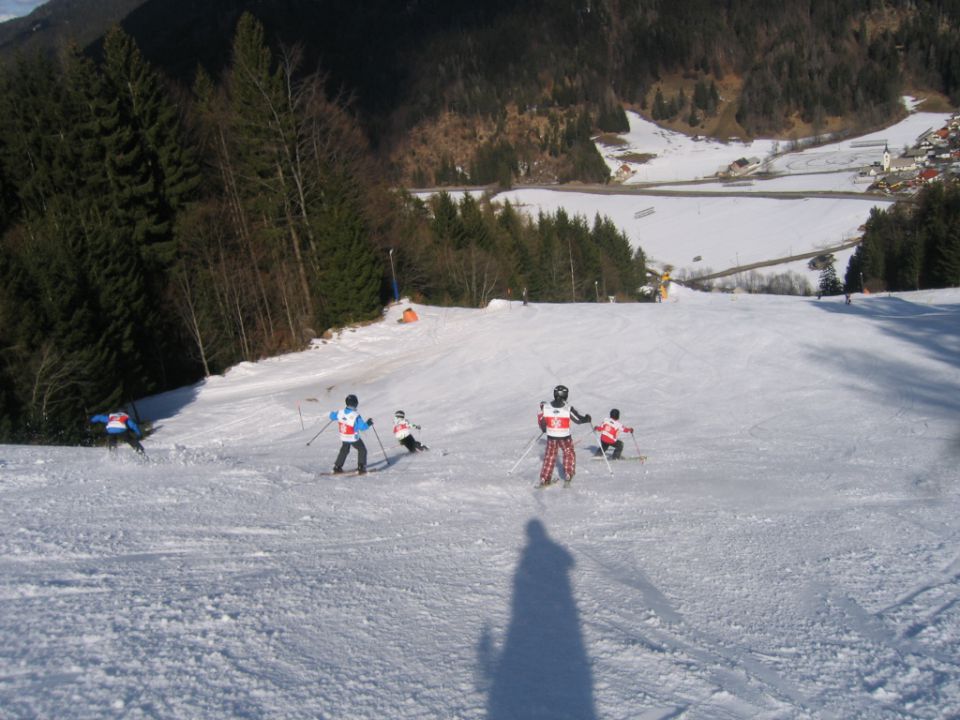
left=133, top=382, right=202, bottom=428
left=479, top=518, right=596, bottom=720
left=813, top=295, right=960, bottom=417
left=812, top=295, right=960, bottom=465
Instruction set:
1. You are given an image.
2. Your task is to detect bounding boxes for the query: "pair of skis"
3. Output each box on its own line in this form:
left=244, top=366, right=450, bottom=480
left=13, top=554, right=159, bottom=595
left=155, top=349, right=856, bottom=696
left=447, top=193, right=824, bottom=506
left=316, top=457, right=390, bottom=477
left=536, top=477, right=573, bottom=490
left=591, top=454, right=647, bottom=463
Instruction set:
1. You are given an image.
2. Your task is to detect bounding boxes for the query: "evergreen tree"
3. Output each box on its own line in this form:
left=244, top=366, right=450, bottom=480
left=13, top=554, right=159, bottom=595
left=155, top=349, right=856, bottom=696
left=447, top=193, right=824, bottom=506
left=849, top=185, right=960, bottom=293
left=101, top=26, right=200, bottom=267
left=0, top=34, right=211, bottom=442
left=652, top=88, right=667, bottom=120
left=918, top=182, right=960, bottom=288
left=314, top=185, right=382, bottom=325
left=64, top=48, right=159, bottom=403
left=818, top=262, right=844, bottom=296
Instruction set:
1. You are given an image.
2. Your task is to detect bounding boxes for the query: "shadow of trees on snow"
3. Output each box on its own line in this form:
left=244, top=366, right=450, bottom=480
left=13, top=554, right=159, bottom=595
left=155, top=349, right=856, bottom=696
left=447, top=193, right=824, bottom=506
left=812, top=295, right=960, bottom=457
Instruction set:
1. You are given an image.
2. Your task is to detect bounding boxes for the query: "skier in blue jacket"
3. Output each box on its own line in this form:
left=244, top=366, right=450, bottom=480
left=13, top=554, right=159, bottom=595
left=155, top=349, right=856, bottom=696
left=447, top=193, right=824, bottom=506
left=328, top=394, right=374, bottom=474
left=90, top=410, right=145, bottom=454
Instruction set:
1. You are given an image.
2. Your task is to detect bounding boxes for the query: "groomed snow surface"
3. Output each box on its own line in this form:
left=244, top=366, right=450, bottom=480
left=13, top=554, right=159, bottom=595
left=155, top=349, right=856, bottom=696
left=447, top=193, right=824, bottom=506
left=2, top=289, right=960, bottom=719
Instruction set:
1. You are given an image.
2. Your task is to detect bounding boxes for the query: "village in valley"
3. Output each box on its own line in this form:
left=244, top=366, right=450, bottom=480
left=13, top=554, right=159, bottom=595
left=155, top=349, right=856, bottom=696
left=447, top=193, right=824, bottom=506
left=866, top=111, right=960, bottom=193
left=720, top=110, right=960, bottom=193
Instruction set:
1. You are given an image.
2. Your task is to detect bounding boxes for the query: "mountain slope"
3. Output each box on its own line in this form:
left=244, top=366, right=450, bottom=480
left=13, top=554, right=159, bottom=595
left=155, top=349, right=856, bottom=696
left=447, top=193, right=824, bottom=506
left=2, top=290, right=959, bottom=718
left=5, top=0, right=957, bottom=184
left=0, top=0, right=142, bottom=56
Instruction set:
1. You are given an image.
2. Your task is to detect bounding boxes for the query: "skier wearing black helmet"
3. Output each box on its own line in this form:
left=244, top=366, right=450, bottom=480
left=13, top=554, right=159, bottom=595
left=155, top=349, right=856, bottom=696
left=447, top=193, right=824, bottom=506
left=536, top=385, right=591, bottom=487
left=327, top=394, right=374, bottom=474
left=594, top=408, right=634, bottom=460
left=393, top=410, right=428, bottom=452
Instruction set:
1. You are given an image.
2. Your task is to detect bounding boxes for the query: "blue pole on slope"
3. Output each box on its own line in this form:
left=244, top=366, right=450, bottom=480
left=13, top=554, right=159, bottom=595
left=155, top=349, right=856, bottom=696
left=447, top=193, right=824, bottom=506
left=389, top=248, right=400, bottom=302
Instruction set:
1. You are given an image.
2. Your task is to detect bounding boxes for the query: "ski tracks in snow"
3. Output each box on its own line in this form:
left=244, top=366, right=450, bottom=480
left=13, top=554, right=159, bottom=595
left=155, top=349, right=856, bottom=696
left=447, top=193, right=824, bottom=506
left=574, top=543, right=827, bottom=719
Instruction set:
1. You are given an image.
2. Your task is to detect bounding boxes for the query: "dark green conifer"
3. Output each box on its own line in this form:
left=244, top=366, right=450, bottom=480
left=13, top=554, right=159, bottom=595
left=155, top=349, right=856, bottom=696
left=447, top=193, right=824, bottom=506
left=818, top=262, right=844, bottom=296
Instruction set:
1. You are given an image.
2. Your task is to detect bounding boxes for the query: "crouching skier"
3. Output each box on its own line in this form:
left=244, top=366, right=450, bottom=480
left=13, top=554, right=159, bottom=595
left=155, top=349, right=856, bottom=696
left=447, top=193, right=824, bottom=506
left=537, top=384, right=591, bottom=488
left=393, top=410, right=428, bottom=452
left=594, top=409, right=633, bottom=459
left=90, top=410, right=146, bottom=455
left=329, top=394, right=373, bottom=474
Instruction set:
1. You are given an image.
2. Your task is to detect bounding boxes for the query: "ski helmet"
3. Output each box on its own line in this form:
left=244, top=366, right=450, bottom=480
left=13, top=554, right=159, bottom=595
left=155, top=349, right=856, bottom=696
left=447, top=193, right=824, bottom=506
left=610, top=408, right=620, bottom=420
left=394, top=410, right=405, bottom=418
left=345, top=394, right=358, bottom=408
left=553, top=385, right=569, bottom=402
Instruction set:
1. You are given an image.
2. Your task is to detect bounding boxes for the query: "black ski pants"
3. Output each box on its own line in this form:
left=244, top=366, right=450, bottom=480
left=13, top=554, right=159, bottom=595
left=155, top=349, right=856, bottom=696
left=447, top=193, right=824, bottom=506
left=598, top=439, right=624, bottom=459
left=108, top=431, right=145, bottom=454
left=334, top=438, right=367, bottom=471
left=400, top=435, right=425, bottom=453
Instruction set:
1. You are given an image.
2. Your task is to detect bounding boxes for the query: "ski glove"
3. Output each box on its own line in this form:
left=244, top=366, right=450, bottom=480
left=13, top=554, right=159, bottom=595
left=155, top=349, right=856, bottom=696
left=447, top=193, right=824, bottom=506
left=367, top=418, right=374, bottom=426
left=583, top=414, right=592, bottom=424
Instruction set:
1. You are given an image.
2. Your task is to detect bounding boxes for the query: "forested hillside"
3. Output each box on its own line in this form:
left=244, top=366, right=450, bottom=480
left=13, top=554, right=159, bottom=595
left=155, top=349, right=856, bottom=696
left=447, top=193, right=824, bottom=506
left=114, top=0, right=960, bottom=183
left=0, top=16, right=640, bottom=443
left=846, top=182, right=960, bottom=292
left=4, top=1, right=960, bottom=182
left=2, top=1, right=960, bottom=444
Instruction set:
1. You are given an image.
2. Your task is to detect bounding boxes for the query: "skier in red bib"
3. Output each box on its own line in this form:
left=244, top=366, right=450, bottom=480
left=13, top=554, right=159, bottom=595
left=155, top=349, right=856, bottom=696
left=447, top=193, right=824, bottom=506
left=90, top=410, right=145, bottom=455
left=594, top=409, right=633, bottom=459
left=393, top=410, right=428, bottom=452
left=537, top=385, right=591, bottom=487
left=328, top=394, right=373, bottom=474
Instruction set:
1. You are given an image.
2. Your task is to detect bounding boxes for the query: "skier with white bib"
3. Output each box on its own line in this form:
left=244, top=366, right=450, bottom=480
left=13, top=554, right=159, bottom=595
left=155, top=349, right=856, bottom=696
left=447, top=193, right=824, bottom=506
left=536, top=385, right=591, bottom=487
left=90, top=410, right=145, bottom=455
left=594, top=409, right=633, bottom=460
left=393, top=410, right=428, bottom=453
left=328, top=394, right=373, bottom=474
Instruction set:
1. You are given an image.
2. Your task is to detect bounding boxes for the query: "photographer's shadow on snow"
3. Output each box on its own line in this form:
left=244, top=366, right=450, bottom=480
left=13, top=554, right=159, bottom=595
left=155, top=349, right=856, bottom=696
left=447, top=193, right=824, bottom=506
left=478, top=519, right=596, bottom=720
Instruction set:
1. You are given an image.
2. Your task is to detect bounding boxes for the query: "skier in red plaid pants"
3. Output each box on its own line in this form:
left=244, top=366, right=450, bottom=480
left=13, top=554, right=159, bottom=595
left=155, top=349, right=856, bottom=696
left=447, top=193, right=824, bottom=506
left=537, top=385, right=592, bottom=487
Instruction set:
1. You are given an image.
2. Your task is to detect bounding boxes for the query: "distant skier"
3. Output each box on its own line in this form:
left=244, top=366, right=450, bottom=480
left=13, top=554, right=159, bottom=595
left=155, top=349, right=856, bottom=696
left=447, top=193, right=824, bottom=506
left=328, top=394, right=374, bottom=474
left=90, top=410, right=145, bottom=455
left=537, top=385, right=591, bottom=487
left=594, top=409, right=633, bottom=460
left=393, top=410, right=428, bottom=453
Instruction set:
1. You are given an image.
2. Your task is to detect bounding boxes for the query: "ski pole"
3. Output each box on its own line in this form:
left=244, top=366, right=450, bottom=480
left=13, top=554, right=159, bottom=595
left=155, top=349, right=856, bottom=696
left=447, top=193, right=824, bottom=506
left=306, top=419, right=333, bottom=446
left=370, top=423, right=389, bottom=464
left=508, top=431, right=543, bottom=475
left=630, top=433, right=647, bottom=463
left=592, top=429, right=614, bottom=475
left=297, top=402, right=304, bottom=431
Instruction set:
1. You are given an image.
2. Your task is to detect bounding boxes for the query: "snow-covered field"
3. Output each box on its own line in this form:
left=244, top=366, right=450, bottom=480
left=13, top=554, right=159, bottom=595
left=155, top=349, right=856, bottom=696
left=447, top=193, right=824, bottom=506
left=2, top=289, right=960, bottom=719
left=486, top=101, right=955, bottom=287
left=600, top=104, right=951, bottom=185
left=494, top=187, right=875, bottom=284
